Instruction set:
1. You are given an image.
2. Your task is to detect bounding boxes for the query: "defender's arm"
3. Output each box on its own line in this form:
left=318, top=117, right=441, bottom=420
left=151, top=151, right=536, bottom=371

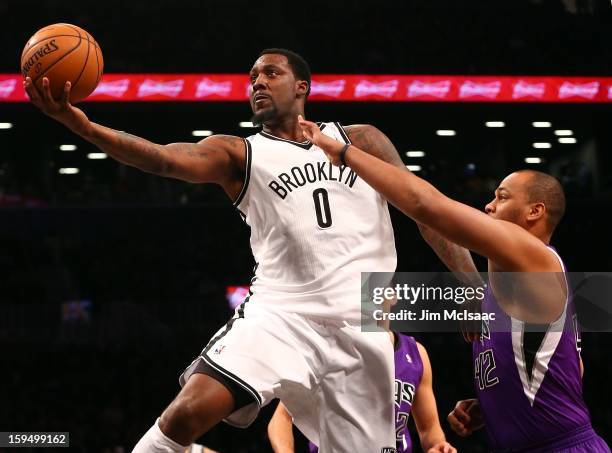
left=411, top=343, right=456, bottom=453
left=303, top=119, right=555, bottom=273
left=268, top=401, right=296, bottom=453
left=344, top=124, right=478, bottom=275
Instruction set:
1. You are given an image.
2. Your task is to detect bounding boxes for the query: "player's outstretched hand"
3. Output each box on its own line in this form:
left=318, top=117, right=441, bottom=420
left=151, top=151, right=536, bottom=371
left=427, top=441, right=457, bottom=453
left=297, top=115, right=345, bottom=165
left=447, top=399, right=484, bottom=437
left=24, top=77, right=91, bottom=136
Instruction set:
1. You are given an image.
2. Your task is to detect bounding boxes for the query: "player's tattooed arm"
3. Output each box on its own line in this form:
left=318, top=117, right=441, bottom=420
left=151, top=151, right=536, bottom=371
left=79, top=123, right=245, bottom=188
left=24, top=76, right=243, bottom=190
left=417, top=223, right=482, bottom=280
left=86, top=124, right=240, bottom=179
left=345, top=124, right=479, bottom=276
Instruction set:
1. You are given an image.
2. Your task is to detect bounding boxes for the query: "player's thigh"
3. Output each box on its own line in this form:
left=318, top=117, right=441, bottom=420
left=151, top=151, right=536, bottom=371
left=181, top=304, right=323, bottom=427
left=318, top=328, right=396, bottom=453
left=161, top=373, right=234, bottom=432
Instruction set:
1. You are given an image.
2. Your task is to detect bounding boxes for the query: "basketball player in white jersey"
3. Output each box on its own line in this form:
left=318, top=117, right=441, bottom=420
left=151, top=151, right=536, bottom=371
left=24, top=48, right=475, bottom=453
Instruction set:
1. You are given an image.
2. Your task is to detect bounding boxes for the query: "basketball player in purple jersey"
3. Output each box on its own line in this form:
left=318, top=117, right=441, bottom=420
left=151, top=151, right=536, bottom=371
left=268, top=332, right=456, bottom=453
left=297, top=117, right=610, bottom=452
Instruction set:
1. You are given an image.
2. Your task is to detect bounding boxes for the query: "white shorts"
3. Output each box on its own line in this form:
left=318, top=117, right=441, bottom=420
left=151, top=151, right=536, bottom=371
left=179, top=302, right=396, bottom=453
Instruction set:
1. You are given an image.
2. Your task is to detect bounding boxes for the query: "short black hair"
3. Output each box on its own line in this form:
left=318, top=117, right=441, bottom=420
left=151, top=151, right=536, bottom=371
left=517, top=170, right=566, bottom=233
left=258, top=48, right=311, bottom=97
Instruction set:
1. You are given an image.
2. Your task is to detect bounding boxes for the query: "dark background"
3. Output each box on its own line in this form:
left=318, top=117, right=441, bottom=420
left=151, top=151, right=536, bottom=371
left=0, top=0, right=611, bottom=452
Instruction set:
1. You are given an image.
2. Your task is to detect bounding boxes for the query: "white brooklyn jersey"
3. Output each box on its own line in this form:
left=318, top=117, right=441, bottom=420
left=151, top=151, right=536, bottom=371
left=235, top=122, right=397, bottom=322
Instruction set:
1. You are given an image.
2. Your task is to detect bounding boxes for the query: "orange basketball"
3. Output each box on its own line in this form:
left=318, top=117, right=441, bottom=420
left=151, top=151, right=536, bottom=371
left=20, top=23, right=104, bottom=104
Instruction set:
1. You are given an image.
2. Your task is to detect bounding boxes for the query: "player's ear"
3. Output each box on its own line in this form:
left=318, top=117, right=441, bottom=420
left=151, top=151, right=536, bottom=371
left=527, top=202, right=545, bottom=222
left=296, top=80, right=309, bottom=98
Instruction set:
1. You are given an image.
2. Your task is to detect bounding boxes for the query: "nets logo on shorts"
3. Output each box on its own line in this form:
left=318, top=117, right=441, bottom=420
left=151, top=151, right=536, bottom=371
left=213, top=345, right=226, bottom=355
left=381, top=448, right=397, bottom=453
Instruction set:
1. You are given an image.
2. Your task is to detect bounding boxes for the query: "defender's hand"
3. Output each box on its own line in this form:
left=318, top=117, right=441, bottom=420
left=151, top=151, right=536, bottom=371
left=447, top=399, right=484, bottom=437
left=297, top=115, right=346, bottom=165
left=24, top=77, right=91, bottom=136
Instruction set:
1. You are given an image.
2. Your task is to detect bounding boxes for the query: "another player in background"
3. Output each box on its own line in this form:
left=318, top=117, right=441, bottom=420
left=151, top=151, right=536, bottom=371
left=296, top=116, right=610, bottom=452
left=268, top=331, right=456, bottom=453
left=25, top=48, right=474, bottom=453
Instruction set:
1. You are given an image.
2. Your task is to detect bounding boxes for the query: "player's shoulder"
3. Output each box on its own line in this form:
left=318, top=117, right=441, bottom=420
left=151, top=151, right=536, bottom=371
left=341, top=124, right=388, bottom=146
left=201, top=134, right=245, bottom=148
left=414, top=340, right=426, bottom=355
left=197, top=134, right=247, bottom=159
left=405, top=336, right=428, bottom=360
left=396, top=332, right=416, bottom=343
left=412, top=341, right=431, bottom=377
left=341, top=123, right=384, bottom=130
left=342, top=123, right=377, bottom=134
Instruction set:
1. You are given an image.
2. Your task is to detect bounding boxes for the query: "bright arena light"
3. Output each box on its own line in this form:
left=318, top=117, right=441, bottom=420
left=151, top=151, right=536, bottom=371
left=532, top=122, right=552, bottom=128
left=532, top=142, right=552, bottom=149
left=87, top=153, right=108, bottom=159
left=59, top=168, right=80, bottom=174
left=406, top=165, right=422, bottom=171
left=436, top=130, right=456, bottom=136
left=485, top=121, right=505, bottom=128
left=192, top=130, right=212, bottom=137
left=525, top=157, right=543, bottom=164
left=0, top=122, right=13, bottom=129
left=554, top=130, right=573, bottom=136
left=405, top=151, right=425, bottom=157
left=60, top=144, right=77, bottom=151
left=559, top=137, right=577, bottom=144
left=239, top=122, right=256, bottom=128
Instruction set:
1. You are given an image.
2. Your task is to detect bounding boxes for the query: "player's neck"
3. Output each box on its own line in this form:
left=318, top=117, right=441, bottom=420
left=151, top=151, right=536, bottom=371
left=526, top=222, right=552, bottom=245
left=263, top=114, right=307, bottom=143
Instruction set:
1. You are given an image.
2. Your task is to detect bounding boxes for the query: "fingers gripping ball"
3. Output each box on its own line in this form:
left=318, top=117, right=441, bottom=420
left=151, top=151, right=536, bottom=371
left=20, top=23, right=103, bottom=103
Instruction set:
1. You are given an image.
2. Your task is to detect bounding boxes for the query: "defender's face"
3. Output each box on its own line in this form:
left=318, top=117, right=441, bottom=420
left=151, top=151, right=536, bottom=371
left=248, top=54, right=298, bottom=118
left=485, top=172, right=532, bottom=225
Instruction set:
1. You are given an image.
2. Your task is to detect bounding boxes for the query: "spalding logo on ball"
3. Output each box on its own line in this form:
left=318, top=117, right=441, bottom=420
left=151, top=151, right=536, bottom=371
left=21, top=23, right=104, bottom=103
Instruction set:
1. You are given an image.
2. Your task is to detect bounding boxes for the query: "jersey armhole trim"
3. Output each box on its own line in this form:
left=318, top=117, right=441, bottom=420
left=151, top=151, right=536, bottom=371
left=547, top=246, right=569, bottom=308
left=335, top=122, right=351, bottom=145
left=232, top=138, right=252, bottom=207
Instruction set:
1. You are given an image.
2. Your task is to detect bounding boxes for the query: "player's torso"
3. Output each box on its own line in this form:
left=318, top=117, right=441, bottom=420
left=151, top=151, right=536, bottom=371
left=236, top=123, right=397, bottom=319
left=394, top=335, right=423, bottom=453
left=472, top=249, right=590, bottom=449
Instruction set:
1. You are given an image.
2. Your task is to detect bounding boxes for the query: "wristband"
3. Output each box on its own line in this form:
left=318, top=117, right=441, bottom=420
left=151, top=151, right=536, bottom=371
left=339, top=143, right=350, bottom=166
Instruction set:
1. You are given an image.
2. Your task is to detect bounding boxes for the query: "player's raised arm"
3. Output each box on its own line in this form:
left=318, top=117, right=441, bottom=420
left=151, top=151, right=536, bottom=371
left=24, top=77, right=244, bottom=190
left=411, top=343, right=457, bottom=453
left=268, top=402, right=296, bottom=453
left=298, top=116, right=556, bottom=273
left=342, top=123, right=478, bottom=275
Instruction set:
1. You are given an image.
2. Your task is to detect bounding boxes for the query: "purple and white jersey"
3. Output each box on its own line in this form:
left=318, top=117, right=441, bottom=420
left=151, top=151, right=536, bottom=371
left=309, top=333, right=423, bottom=453
left=394, top=334, right=424, bottom=453
left=473, top=247, right=592, bottom=450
